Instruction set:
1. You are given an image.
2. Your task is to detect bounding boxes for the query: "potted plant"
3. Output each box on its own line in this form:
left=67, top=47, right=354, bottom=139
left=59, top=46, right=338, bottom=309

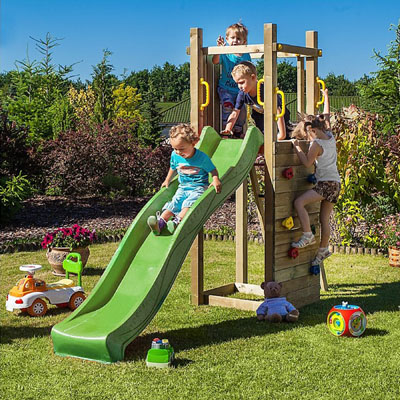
left=368, top=214, right=400, bottom=267
left=42, top=224, right=96, bottom=275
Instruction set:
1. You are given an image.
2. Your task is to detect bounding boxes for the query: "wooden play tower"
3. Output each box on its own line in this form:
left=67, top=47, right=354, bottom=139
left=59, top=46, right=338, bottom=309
left=188, top=23, right=327, bottom=311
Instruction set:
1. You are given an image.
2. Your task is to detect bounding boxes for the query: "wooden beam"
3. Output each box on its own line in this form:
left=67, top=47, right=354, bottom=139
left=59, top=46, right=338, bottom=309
left=191, top=45, right=321, bottom=59
left=190, top=27, right=203, bottom=134
left=235, top=283, right=264, bottom=296
left=306, top=31, right=318, bottom=115
left=203, top=44, right=264, bottom=55
left=297, top=56, right=305, bottom=115
left=190, top=229, right=204, bottom=305
left=236, top=179, right=248, bottom=283
left=320, top=262, right=329, bottom=291
left=263, top=23, right=277, bottom=283
left=249, top=167, right=265, bottom=240
left=207, top=295, right=262, bottom=312
left=251, top=52, right=307, bottom=59
left=203, top=283, right=236, bottom=297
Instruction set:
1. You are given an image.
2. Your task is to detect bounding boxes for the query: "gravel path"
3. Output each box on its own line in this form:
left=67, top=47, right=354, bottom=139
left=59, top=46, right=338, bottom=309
left=0, top=195, right=263, bottom=245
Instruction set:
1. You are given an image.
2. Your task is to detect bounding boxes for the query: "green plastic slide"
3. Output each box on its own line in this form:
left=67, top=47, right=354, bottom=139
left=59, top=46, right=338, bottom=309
left=51, top=126, right=263, bottom=363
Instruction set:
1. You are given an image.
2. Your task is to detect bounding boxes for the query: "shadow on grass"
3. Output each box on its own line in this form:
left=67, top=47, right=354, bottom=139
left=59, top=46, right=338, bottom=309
left=125, top=315, right=311, bottom=362
left=0, top=325, right=53, bottom=344
left=1, top=306, right=77, bottom=344
left=318, top=281, right=400, bottom=314
left=126, top=280, right=399, bottom=361
left=83, top=266, right=106, bottom=276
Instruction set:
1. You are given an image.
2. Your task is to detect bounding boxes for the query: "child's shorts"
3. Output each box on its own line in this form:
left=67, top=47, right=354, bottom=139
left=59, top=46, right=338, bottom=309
left=217, top=87, right=246, bottom=131
left=163, top=185, right=207, bottom=215
left=313, top=181, right=341, bottom=203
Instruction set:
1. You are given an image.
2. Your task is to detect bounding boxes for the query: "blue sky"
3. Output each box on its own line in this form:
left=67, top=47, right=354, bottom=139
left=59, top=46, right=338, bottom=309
left=1, top=0, right=399, bottom=82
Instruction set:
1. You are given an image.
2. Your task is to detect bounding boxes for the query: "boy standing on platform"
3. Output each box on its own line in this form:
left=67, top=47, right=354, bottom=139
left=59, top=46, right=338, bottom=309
left=221, top=61, right=290, bottom=140
left=212, top=22, right=251, bottom=137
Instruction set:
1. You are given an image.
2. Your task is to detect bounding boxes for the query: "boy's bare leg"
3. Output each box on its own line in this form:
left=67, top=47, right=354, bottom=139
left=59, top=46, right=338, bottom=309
left=177, top=207, right=189, bottom=221
left=161, top=210, right=174, bottom=222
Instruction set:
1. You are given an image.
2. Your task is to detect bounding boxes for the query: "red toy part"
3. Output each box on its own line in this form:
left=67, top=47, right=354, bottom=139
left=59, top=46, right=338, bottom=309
left=282, top=167, right=294, bottom=180
left=288, top=247, right=299, bottom=259
left=327, top=302, right=367, bottom=337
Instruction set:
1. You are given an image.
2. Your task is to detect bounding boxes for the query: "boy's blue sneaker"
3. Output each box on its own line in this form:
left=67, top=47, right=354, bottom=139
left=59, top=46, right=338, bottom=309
left=147, top=212, right=166, bottom=236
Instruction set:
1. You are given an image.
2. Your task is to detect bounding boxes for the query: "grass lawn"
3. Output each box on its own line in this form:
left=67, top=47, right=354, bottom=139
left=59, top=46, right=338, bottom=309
left=1, top=241, right=399, bottom=400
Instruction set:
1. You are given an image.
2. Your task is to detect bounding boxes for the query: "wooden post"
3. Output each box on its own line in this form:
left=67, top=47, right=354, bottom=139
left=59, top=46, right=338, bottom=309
left=213, top=63, right=221, bottom=132
left=190, top=27, right=204, bottom=305
left=263, top=23, right=277, bottom=282
left=306, top=31, right=318, bottom=115
left=320, top=263, right=328, bottom=291
left=190, top=28, right=203, bottom=135
left=236, top=179, right=248, bottom=283
left=297, top=56, right=305, bottom=115
left=249, top=167, right=265, bottom=240
left=191, top=228, right=204, bottom=305
left=205, top=55, right=214, bottom=127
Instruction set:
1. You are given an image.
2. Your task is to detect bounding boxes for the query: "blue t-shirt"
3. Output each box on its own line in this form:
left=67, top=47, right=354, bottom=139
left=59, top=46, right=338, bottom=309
left=218, top=53, right=251, bottom=95
left=170, top=149, right=216, bottom=188
left=235, top=82, right=290, bottom=135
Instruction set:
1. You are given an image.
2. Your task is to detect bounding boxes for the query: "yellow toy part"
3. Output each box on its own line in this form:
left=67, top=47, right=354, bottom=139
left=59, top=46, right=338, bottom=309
left=257, top=78, right=264, bottom=106
left=316, top=77, right=326, bottom=107
left=275, top=87, right=285, bottom=121
left=199, top=78, right=210, bottom=111
left=282, top=216, right=294, bottom=230
left=47, top=279, right=75, bottom=290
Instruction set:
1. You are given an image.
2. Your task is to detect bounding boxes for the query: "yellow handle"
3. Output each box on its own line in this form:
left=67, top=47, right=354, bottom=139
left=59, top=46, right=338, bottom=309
left=200, top=78, right=210, bottom=111
left=257, top=78, right=264, bottom=106
left=316, top=77, right=325, bottom=107
left=275, top=87, right=285, bottom=121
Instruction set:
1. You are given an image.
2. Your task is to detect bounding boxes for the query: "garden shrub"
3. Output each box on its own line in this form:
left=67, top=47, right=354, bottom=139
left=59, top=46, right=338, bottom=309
left=0, top=107, right=37, bottom=178
left=331, top=106, right=400, bottom=245
left=0, top=172, right=32, bottom=224
left=36, top=122, right=171, bottom=196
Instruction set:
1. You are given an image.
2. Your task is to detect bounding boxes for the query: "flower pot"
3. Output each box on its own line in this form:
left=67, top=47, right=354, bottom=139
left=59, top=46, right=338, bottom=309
left=388, top=246, right=400, bottom=268
left=46, top=246, right=90, bottom=276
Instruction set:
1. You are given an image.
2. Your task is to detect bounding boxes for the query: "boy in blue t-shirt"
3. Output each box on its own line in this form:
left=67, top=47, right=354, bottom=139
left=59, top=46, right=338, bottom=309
left=221, top=61, right=290, bottom=141
left=147, top=124, right=221, bottom=235
left=212, top=23, right=251, bottom=137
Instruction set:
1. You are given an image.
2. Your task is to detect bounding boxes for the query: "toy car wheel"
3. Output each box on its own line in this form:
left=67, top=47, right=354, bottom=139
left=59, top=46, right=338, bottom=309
left=68, top=292, right=86, bottom=310
left=27, top=298, right=48, bottom=317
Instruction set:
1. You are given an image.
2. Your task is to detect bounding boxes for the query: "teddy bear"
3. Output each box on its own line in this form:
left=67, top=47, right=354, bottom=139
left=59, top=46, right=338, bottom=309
left=256, top=281, right=299, bottom=322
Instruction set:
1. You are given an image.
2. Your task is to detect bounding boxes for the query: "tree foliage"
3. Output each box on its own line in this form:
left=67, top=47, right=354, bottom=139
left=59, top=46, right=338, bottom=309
left=323, top=73, right=358, bottom=96
left=125, top=62, right=190, bottom=102
left=256, top=60, right=297, bottom=92
left=136, top=84, right=162, bottom=148
left=91, top=50, right=119, bottom=123
left=357, top=21, right=400, bottom=134
left=1, top=33, right=76, bottom=143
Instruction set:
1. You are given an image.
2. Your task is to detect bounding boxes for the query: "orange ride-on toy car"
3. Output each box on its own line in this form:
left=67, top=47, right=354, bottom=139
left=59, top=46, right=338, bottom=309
left=6, top=254, right=86, bottom=317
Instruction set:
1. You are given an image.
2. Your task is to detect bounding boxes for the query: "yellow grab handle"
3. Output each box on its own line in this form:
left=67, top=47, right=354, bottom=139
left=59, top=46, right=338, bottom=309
left=257, top=78, right=264, bottom=106
left=200, top=78, right=210, bottom=111
left=275, top=87, right=285, bottom=121
left=316, top=77, right=325, bottom=107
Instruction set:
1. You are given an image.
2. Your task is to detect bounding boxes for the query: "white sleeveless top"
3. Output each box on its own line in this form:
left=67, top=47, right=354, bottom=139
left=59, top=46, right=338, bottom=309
left=313, top=132, right=341, bottom=183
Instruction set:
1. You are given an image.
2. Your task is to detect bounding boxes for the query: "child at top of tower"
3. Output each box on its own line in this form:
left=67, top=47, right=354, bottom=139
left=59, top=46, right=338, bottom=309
left=221, top=61, right=290, bottom=140
left=212, top=22, right=251, bottom=137
left=290, top=88, right=341, bottom=266
left=147, top=124, right=221, bottom=235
